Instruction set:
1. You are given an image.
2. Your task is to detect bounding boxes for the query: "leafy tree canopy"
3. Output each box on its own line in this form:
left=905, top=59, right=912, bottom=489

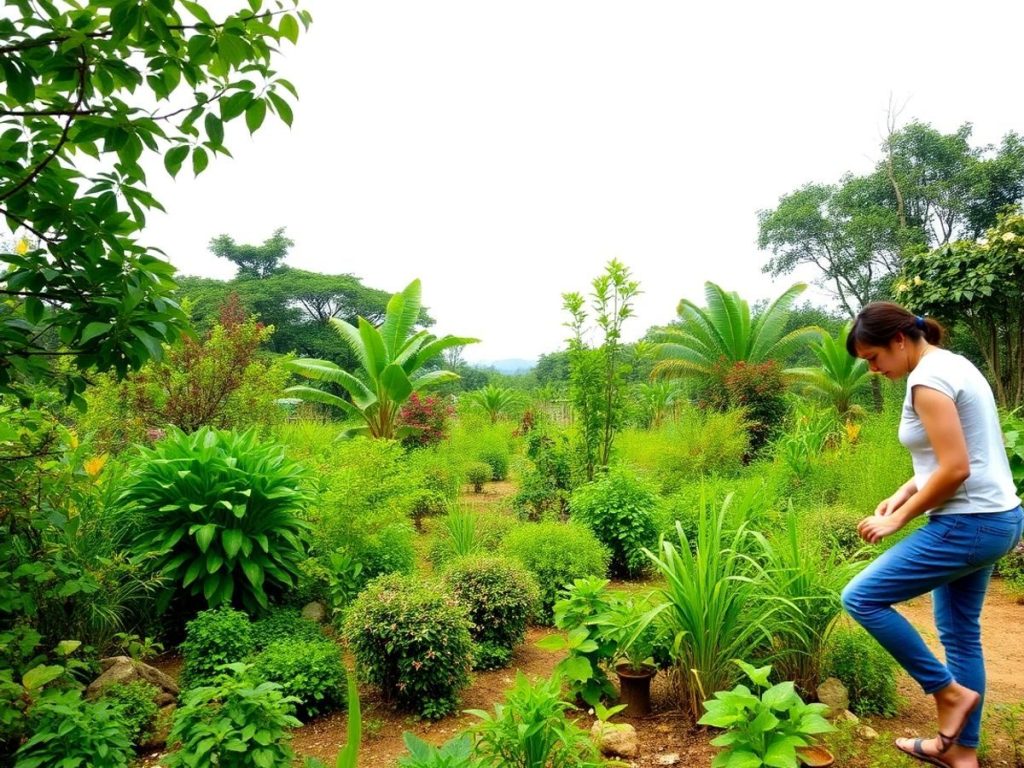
left=209, top=226, right=292, bottom=279
left=0, top=0, right=310, bottom=406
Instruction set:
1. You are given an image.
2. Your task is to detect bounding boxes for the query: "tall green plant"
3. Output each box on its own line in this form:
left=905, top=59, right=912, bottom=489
left=644, top=495, right=779, bottom=720
left=285, top=280, right=477, bottom=438
left=463, top=385, right=525, bottom=423
left=563, top=260, right=640, bottom=479
left=653, top=282, right=821, bottom=380
left=121, top=427, right=311, bottom=614
left=788, top=324, right=871, bottom=417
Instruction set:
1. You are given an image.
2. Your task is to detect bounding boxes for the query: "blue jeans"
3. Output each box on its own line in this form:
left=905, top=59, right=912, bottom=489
left=841, top=506, right=1024, bottom=748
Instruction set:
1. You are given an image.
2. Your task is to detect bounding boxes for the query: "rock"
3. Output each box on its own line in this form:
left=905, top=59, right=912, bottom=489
left=591, top=721, right=639, bottom=759
left=816, top=677, right=849, bottom=716
left=86, top=657, right=178, bottom=700
left=301, top=601, right=327, bottom=623
left=856, top=724, right=879, bottom=740
left=154, top=691, right=176, bottom=707
left=657, top=753, right=681, bottom=765
left=836, top=709, right=860, bottom=724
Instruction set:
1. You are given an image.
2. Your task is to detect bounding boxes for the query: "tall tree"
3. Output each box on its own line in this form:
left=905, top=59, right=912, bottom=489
left=0, top=0, right=309, bottom=405
left=209, top=227, right=292, bottom=279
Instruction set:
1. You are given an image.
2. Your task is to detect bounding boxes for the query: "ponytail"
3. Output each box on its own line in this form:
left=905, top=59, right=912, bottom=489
left=846, top=302, right=946, bottom=356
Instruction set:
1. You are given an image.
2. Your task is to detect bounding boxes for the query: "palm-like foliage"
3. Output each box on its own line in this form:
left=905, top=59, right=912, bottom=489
left=788, top=323, right=870, bottom=416
left=652, top=282, right=822, bottom=379
left=285, top=280, right=478, bottom=438
left=635, top=380, right=683, bottom=428
left=463, top=385, right=526, bottom=423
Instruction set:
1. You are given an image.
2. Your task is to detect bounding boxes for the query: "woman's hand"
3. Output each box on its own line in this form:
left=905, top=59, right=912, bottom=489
left=874, top=486, right=913, bottom=517
left=857, top=513, right=907, bottom=544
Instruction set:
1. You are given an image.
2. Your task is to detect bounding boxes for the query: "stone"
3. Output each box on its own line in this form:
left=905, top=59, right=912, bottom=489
left=657, top=753, right=681, bottom=765
left=856, top=724, right=879, bottom=740
left=86, top=657, right=178, bottom=701
left=836, top=709, right=860, bottom=724
left=816, top=677, right=849, bottom=717
left=591, top=721, right=639, bottom=759
left=139, top=704, right=176, bottom=750
left=301, top=601, right=327, bottom=623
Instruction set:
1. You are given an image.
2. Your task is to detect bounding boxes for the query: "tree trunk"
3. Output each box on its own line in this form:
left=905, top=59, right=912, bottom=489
left=870, top=376, right=884, bottom=413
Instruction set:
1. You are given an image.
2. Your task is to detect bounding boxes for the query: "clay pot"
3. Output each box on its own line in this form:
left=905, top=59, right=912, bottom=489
left=615, top=663, right=656, bottom=717
left=796, top=744, right=835, bottom=767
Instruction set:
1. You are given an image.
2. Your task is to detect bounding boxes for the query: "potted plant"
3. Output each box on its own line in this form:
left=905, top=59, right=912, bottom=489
left=699, top=660, right=835, bottom=768
left=605, top=595, right=668, bottom=716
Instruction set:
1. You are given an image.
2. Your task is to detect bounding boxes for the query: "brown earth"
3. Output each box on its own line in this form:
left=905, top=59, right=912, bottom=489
left=140, top=481, right=1024, bottom=767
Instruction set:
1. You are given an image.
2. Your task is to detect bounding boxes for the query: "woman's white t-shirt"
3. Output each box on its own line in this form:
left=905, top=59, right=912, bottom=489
left=898, top=348, right=1019, bottom=516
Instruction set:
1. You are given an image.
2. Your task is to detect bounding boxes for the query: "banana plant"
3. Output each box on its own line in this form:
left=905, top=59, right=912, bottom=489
left=285, top=279, right=478, bottom=438
left=788, top=323, right=870, bottom=417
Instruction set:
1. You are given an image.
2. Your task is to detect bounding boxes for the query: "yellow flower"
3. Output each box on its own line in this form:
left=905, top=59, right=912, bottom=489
left=912, top=275, right=924, bottom=286
left=84, top=455, right=108, bottom=477
left=14, top=238, right=29, bottom=255
left=845, top=421, right=862, bottom=444
left=1002, top=231, right=1017, bottom=242
left=894, top=281, right=909, bottom=294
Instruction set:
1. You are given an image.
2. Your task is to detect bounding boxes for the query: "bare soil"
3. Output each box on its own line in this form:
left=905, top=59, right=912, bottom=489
left=141, top=481, right=1024, bottom=766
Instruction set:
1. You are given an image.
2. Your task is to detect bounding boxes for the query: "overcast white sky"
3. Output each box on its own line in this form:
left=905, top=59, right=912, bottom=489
left=142, top=0, right=1024, bottom=363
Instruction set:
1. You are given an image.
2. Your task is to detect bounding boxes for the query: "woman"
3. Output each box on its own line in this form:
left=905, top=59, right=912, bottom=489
left=840, top=302, right=1023, bottom=768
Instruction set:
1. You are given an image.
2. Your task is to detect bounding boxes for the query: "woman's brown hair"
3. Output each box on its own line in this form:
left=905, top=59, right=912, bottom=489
left=845, top=301, right=945, bottom=357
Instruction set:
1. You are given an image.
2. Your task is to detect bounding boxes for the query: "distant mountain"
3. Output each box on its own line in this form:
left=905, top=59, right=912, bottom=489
left=471, top=358, right=535, bottom=374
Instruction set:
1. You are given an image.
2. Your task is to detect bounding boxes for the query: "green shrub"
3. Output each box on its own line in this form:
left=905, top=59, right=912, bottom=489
left=569, top=468, right=659, bottom=578
left=500, top=521, right=610, bottom=622
left=467, top=671, right=601, bottom=768
left=344, top=574, right=474, bottom=719
left=251, top=639, right=347, bottom=721
left=616, top=406, right=749, bottom=494
left=998, top=543, right=1024, bottom=602
left=398, top=732, right=481, bottom=768
left=405, top=446, right=465, bottom=504
left=101, top=679, right=159, bottom=747
left=802, top=504, right=866, bottom=560
left=16, top=690, right=133, bottom=768
left=428, top=510, right=517, bottom=569
left=821, top=625, right=900, bottom=716
left=467, top=462, right=492, bottom=493
left=251, top=607, right=325, bottom=651
left=121, top=427, right=311, bottom=614
left=698, top=359, right=788, bottom=457
left=180, top=607, right=255, bottom=689
left=477, top=448, right=510, bottom=481
left=442, top=555, right=540, bottom=670
left=166, top=663, right=300, bottom=768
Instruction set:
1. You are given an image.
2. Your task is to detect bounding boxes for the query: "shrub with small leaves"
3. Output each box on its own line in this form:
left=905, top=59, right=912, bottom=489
left=442, top=555, right=540, bottom=670
left=120, top=427, right=312, bottom=614
left=251, top=639, right=347, bottom=721
left=569, top=467, right=659, bottom=578
left=821, top=625, right=900, bottom=716
left=500, top=521, right=610, bottom=622
left=101, top=679, right=160, bottom=747
left=466, top=462, right=492, bottom=493
left=477, top=448, right=509, bottom=481
left=166, top=663, right=300, bottom=768
left=15, top=689, right=133, bottom=768
left=251, top=608, right=325, bottom=651
left=180, top=607, right=255, bottom=689
left=344, top=574, right=473, bottom=719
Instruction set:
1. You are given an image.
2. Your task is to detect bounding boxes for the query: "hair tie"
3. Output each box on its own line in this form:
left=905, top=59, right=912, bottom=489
left=915, top=315, right=925, bottom=329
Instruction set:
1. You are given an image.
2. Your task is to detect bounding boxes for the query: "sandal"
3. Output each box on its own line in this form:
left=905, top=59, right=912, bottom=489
left=895, top=738, right=952, bottom=768
left=936, top=689, right=982, bottom=753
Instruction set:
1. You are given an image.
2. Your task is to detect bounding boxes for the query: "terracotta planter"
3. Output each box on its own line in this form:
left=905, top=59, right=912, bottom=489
left=796, top=745, right=835, bottom=767
left=615, top=663, right=656, bottom=717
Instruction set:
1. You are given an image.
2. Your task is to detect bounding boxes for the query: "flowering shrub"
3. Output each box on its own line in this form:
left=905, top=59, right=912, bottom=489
left=399, top=393, right=454, bottom=448
left=344, top=574, right=473, bottom=719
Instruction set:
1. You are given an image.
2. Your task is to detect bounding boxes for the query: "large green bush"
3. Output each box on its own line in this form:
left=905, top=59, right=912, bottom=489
left=251, top=607, right=325, bottom=651
left=344, top=574, right=474, bottom=719
left=101, top=679, right=160, bottom=747
left=441, top=555, right=540, bottom=670
left=179, top=607, right=255, bottom=689
left=569, top=468, right=659, bottom=578
left=251, top=639, right=347, bottom=721
left=166, top=663, right=300, bottom=768
left=121, top=427, right=311, bottom=614
left=821, top=625, right=900, bottom=716
left=15, top=690, right=133, bottom=768
left=500, top=521, right=610, bottom=622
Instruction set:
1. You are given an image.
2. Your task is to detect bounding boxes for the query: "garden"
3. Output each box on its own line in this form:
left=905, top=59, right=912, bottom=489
left=3, top=3, right=1024, bottom=768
